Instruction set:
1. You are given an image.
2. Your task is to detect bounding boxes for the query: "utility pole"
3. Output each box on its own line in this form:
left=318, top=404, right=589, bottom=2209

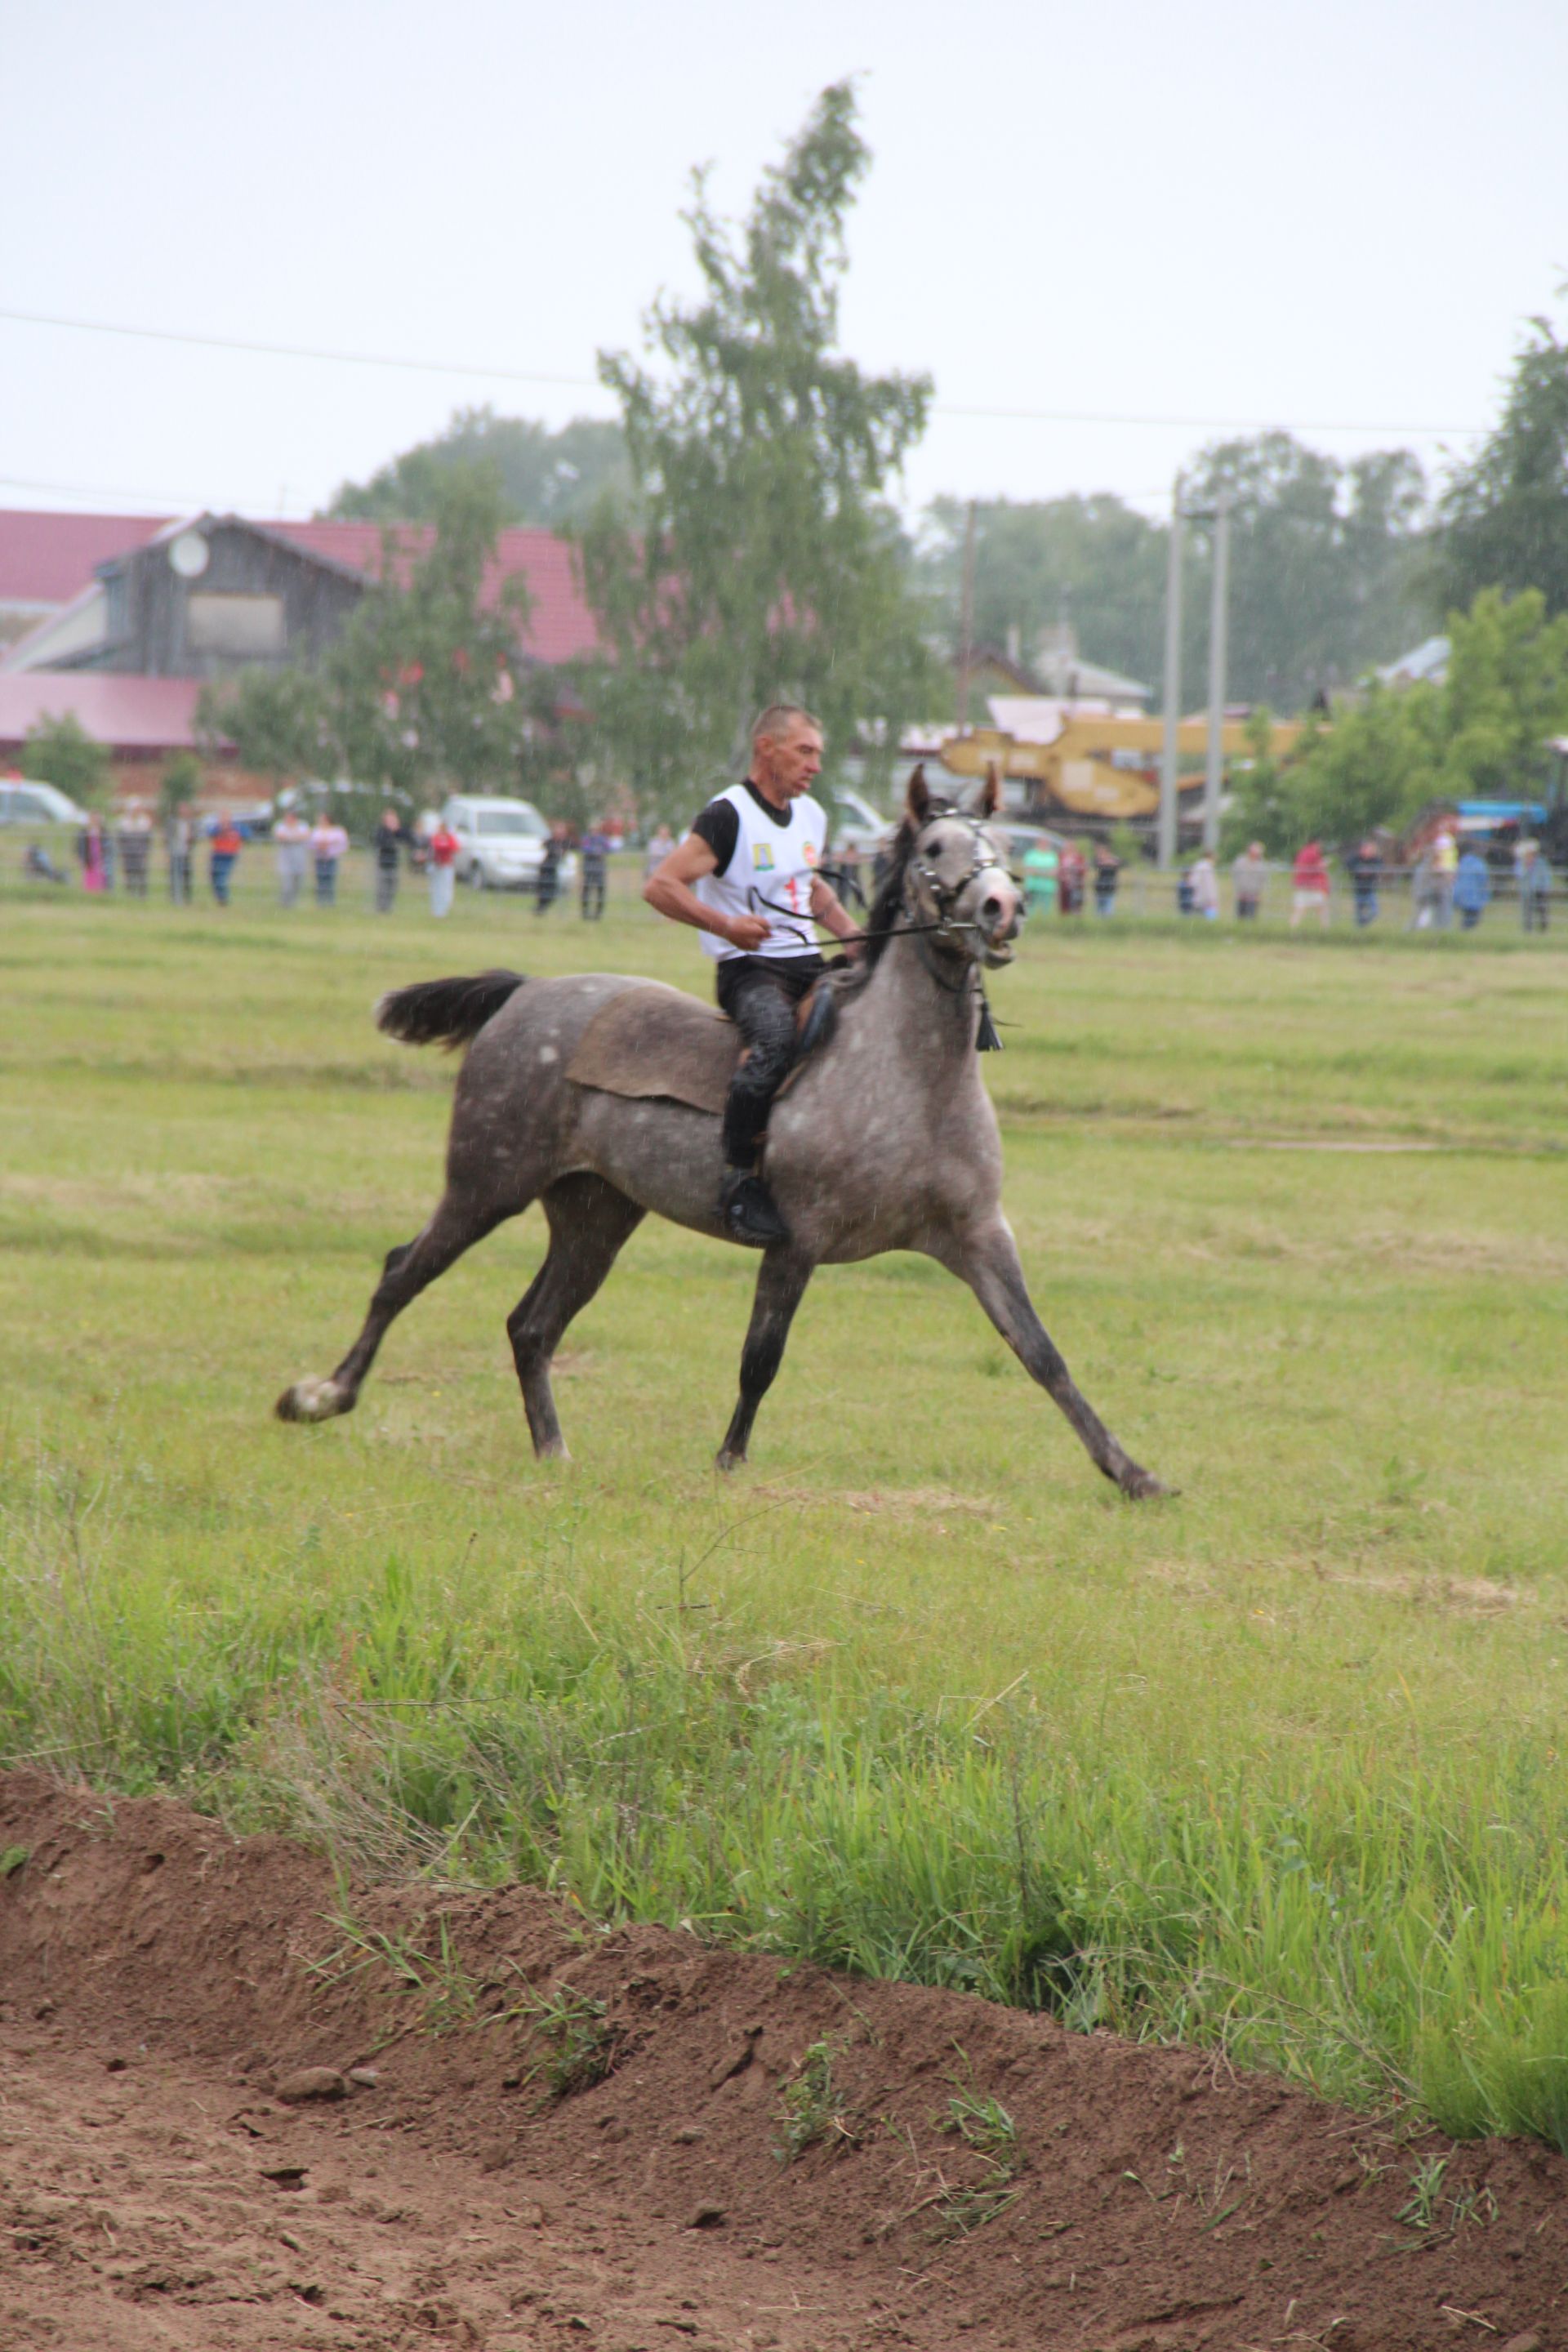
left=1202, top=492, right=1232, bottom=853
left=956, top=498, right=977, bottom=730
left=1157, top=475, right=1184, bottom=871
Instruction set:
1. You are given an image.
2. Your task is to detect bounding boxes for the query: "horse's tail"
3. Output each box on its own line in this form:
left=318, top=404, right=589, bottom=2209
left=375, top=969, right=525, bottom=1051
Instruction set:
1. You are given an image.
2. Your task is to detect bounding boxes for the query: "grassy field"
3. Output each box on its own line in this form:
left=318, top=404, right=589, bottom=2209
left=2, top=853, right=1567, bottom=2141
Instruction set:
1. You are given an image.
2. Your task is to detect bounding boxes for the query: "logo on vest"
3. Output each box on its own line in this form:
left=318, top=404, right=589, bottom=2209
left=751, top=844, right=775, bottom=871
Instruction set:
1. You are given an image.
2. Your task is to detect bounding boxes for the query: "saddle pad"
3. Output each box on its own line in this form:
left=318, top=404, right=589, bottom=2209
left=565, top=982, right=739, bottom=1116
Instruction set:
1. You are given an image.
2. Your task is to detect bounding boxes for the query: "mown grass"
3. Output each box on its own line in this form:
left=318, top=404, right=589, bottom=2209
left=2, top=856, right=1566, bottom=2142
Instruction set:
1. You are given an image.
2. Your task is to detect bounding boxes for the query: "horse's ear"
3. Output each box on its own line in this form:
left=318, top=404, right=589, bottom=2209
left=905, top=764, right=932, bottom=828
left=980, top=760, right=1003, bottom=818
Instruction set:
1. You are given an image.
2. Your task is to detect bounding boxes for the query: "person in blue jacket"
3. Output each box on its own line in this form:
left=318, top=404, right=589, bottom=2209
left=1453, top=846, right=1492, bottom=931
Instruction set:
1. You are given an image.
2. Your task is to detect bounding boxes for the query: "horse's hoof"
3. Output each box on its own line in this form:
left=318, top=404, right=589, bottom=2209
left=275, top=1378, right=350, bottom=1423
left=715, top=1448, right=746, bottom=1474
left=1120, top=1464, right=1175, bottom=1500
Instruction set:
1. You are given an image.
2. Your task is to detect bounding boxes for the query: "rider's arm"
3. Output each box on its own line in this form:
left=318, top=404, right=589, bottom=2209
left=809, top=873, right=863, bottom=951
left=643, top=832, right=769, bottom=952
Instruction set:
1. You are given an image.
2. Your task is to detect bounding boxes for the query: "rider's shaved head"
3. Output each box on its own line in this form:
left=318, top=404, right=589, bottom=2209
left=751, top=703, right=821, bottom=745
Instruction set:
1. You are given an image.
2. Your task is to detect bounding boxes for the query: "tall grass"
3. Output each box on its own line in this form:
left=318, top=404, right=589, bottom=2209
left=5, top=1461, right=1568, bottom=2143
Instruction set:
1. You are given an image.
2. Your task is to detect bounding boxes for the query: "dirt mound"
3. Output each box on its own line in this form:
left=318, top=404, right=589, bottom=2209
left=2, top=1770, right=1562, bottom=2352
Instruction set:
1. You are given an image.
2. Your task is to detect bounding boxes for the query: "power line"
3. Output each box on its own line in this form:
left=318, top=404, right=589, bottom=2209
left=0, top=305, right=599, bottom=394
left=0, top=305, right=1486, bottom=439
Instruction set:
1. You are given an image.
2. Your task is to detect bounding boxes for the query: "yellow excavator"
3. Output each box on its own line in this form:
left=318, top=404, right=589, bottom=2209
left=939, top=713, right=1303, bottom=822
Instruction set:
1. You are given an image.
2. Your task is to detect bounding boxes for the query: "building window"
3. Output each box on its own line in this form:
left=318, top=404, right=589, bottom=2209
left=186, top=592, right=286, bottom=657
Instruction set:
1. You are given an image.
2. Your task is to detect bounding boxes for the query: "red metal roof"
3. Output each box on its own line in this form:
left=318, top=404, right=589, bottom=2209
left=0, top=672, right=206, bottom=754
left=268, top=521, right=603, bottom=664
left=0, top=511, right=172, bottom=607
left=0, top=510, right=604, bottom=665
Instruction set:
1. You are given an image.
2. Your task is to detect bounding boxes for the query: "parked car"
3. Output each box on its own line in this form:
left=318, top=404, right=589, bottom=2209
left=1000, top=822, right=1069, bottom=871
left=440, top=795, right=574, bottom=891
left=826, top=786, right=893, bottom=858
left=0, top=778, right=89, bottom=826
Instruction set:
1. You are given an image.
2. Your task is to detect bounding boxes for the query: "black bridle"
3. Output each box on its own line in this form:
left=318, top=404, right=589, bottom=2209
left=751, top=812, right=1009, bottom=1049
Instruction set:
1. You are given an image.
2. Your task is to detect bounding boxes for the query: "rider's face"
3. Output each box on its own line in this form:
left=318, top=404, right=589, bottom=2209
left=753, top=723, right=823, bottom=803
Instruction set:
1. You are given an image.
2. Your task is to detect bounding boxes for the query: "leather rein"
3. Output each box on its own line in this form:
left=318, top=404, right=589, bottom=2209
left=751, top=813, right=1006, bottom=1050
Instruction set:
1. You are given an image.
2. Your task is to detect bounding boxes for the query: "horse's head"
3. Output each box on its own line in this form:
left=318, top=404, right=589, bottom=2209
left=901, top=763, right=1022, bottom=969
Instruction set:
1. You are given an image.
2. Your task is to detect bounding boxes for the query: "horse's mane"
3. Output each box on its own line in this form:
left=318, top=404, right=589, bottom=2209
left=859, top=797, right=960, bottom=969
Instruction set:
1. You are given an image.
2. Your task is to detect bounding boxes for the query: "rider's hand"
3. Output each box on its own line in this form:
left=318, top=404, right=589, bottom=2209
left=724, top=913, right=771, bottom=952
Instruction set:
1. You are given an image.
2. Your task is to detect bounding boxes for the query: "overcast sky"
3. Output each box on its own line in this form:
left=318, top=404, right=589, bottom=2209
left=4, top=0, right=1566, bottom=528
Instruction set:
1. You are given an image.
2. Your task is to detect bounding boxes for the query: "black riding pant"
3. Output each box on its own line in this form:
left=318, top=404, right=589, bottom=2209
left=715, top=953, right=825, bottom=1170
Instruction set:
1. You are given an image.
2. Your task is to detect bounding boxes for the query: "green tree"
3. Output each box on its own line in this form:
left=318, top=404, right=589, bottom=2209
left=202, top=466, right=555, bottom=821
left=917, top=438, right=1428, bottom=719
left=1227, top=587, right=1568, bottom=853
left=23, top=710, right=111, bottom=808
left=1182, top=434, right=1428, bottom=709
left=327, top=408, right=631, bottom=528
left=1432, top=310, right=1568, bottom=616
left=197, top=666, right=323, bottom=789
left=158, top=750, right=204, bottom=824
left=577, top=82, right=935, bottom=817
left=915, top=493, right=1167, bottom=697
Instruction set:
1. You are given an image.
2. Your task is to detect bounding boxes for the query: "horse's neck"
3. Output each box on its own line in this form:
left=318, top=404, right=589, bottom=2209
left=847, top=930, right=983, bottom=1081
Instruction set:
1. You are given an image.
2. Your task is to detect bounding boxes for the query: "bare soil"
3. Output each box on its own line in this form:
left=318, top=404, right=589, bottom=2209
left=1, top=1770, right=1561, bottom=2352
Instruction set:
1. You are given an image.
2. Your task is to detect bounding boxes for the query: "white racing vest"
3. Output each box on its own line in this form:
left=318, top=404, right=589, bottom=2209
left=694, top=783, right=828, bottom=960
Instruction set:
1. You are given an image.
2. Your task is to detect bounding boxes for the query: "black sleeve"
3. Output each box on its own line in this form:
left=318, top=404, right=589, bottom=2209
left=690, top=797, right=740, bottom=877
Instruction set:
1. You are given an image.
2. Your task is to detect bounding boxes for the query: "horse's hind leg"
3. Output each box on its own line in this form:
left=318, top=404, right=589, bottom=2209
left=938, top=1217, right=1171, bottom=1499
left=276, top=1190, right=510, bottom=1423
left=716, top=1246, right=814, bottom=1471
left=506, top=1174, right=644, bottom=1459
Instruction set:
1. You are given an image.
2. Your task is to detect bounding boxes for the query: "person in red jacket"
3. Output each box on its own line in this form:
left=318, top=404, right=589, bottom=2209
left=426, top=818, right=459, bottom=918
left=208, top=817, right=243, bottom=906
left=1290, top=840, right=1330, bottom=930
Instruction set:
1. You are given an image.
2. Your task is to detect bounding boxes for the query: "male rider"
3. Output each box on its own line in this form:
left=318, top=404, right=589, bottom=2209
left=644, top=705, right=861, bottom=1246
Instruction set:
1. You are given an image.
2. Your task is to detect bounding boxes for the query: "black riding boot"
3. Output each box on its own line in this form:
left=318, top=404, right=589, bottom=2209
left=719, top=1167, right=790, bottom=1247
left=713, top=956, right=823, bottom=1250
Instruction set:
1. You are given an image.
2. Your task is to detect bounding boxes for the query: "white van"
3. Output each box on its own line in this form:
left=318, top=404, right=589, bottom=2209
left=0, top=779, right=89, bottom=826
left=440, top=795, right=573, bottom=892
left=826, top=786, right=893, bottom=858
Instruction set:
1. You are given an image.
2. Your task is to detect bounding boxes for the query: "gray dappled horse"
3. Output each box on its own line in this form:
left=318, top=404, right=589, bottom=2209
left=277, top=768, right=1168, bottom=1499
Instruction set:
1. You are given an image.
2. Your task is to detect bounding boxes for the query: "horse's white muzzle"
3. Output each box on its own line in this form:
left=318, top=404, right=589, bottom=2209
left=974, top=880, right=1022, bottom=966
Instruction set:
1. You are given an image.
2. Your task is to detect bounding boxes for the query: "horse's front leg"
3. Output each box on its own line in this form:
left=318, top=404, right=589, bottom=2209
left=717, top=1247, right=815, bottom=1471
left=938, top=1217, right=1172, bottom=1499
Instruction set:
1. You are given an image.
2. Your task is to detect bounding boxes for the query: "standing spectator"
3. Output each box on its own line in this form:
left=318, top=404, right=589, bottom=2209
left=579, top=821, right=610, bottom=920
left=165, top=802, right=194, bottom=903
left=373, top=808, right=408, bottom=913
left=534, top=821, right=566, bottom=915
left=1190, top=850, right=1219, bottom=920
left=1022, top=834, right=1059, bottom=916
left=1407, top=844, right=1440, bottom=929
left=273, top=806, right=311, bottom=909
left=1290, top=840, right=1331, bottom=929
left=642, top=823, right=675, bottom=884
left=117, top=799, right=154, bottom=898
left=1517, top=838, right=1552, bottom=933
left=1348, top=836, right=1382, bottom=928
left=1176, top=863, right=1196, bottom=915
left=1431, top=826, right=1459, bottom=929
left=426, top=814, right=459, bottom=918
left=1092, top=839, right=1120, bottom=915
left=1232, top=840, right=1267, bottom=920
left=1454, top=845, right=1492, bottom=931
left=208, top=814, right=242, bottom=906
left=1058, top=839, right=1087, bottom=915
left=77, top=813, right=108, bottom=894
left=309, top=812, right=348, bottom=906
